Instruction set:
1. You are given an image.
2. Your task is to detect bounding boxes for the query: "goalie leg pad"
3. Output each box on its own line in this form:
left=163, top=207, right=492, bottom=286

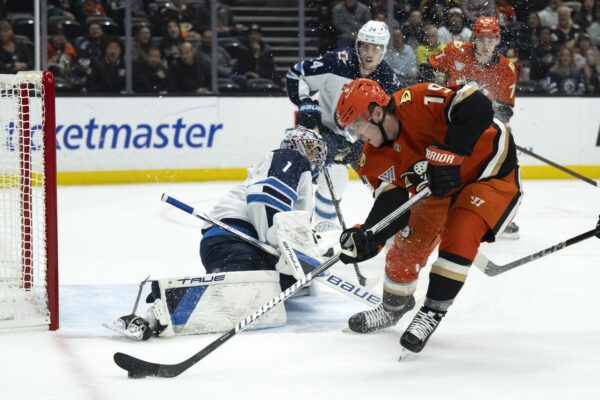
left=149, top=270, right=286, bottom=336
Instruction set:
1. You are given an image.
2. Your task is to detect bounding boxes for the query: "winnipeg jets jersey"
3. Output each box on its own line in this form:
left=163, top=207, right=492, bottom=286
left=205, top=149, right=315, bottom=243
left=286, top=48, right=401, bottom=138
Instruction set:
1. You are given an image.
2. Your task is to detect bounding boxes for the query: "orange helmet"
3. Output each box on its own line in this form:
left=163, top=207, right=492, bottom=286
left=472, top=16, right=500, bottom=38
left=336, top=78, right=390, bottom=129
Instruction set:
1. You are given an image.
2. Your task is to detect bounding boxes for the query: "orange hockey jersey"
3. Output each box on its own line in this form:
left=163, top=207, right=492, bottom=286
left=357, top=83, right=516, bottom=193
left=427, top=41, right=516, bottom=120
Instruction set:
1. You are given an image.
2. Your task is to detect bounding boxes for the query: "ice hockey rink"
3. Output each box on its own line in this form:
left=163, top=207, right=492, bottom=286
left=2, top=178, right=599, bottom=400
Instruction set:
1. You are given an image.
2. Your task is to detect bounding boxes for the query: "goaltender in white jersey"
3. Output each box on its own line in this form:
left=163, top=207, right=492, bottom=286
left=107, top=128, right=332, bottom=341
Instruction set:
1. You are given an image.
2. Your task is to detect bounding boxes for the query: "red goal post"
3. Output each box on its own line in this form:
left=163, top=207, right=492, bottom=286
left=0, top=71, right=58, bottom=330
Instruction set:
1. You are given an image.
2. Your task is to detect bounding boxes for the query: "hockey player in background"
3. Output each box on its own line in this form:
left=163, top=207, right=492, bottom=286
left=418, top=15, right=520, bottom=239
left=335, top=79, right=522, bottom=354
left=286, top=20, right=400, bottom=229
left=110, top=127, right=329, bottom=340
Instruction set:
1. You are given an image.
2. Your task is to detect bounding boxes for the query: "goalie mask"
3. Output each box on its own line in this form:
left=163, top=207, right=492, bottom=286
left=281, top=127, right=328, bottom=178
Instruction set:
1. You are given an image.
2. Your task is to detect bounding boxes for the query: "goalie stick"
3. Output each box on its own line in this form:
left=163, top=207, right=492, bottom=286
left=322, top=166, right=369, bottom=287
left=516, top=145, right=598, bottom=188
left=113, top=188, right=431, bottom=379
left=473, top=216, right=600, bottom=277
left=161, top=194, right=381, bottom=307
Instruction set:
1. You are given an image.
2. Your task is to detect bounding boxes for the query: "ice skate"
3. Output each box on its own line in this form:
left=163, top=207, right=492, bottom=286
left=400, top=306, right=445, bottom=353
left=500, top=221, right=520, bottom=240
left=348, top=295, right=415, bottom=333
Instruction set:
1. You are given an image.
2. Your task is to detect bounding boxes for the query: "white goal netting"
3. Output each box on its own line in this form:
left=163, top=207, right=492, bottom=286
left=0, top=72, right=55, bottom=329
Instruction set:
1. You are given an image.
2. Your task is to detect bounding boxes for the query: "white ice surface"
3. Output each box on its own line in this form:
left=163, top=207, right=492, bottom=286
left=1, top=179, right=599, bottom=400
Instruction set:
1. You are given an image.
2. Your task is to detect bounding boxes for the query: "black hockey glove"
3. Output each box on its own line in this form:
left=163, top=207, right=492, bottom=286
left=297, top=99, right=322, bottom=130
left=425, top=144, right=465, bottom=197
left=339, top=224, right=383, bottom=264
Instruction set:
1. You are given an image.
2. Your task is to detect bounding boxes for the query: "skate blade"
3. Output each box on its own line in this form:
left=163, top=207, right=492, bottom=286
left=398, top=347, right=418, bottom=362
left=102, top=321, right=145, bottom=341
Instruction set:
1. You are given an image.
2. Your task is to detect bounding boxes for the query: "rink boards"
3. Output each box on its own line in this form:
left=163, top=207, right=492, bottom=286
left=43, top=96, right=600, bottom=184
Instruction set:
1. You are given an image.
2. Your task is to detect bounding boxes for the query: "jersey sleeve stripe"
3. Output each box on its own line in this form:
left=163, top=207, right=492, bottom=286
left=247, top=193, right=292, bottom=212
left=477, top=118, right=510, bottom=180
left=263, top=186, right=293, bottom=207
left=253, top=177, right=298, bottom=202
left=315, top=191, right=335, bottom=205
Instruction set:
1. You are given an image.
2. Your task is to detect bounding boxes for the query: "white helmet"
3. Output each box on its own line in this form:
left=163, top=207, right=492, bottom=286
left=355, top=20, right=390, bottom=62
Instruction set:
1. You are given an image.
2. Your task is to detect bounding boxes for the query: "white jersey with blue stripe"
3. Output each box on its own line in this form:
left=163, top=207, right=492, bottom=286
left=205, top=149, right=314, bottom=243
left=286, top=47, right=401, bottom=138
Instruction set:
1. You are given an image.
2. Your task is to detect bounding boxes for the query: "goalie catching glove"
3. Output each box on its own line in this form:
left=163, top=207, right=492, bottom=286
left=339, top=224, right=384, bottom=264
left=425, top=144, right=465, bottom=197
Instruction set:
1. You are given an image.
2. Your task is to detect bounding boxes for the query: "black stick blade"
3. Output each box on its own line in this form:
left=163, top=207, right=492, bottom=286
left=114, top=352, right=162, bottom=379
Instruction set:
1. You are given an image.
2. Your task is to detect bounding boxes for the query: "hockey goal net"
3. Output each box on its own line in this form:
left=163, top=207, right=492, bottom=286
left=0, top=71, right=58, bottom=330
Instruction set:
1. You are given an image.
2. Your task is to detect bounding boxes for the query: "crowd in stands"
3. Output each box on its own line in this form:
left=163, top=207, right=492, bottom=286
left=329, top=0, right=600, bottom=94
left=1, top=0, right=278, bottom=94
left=0, top=0, right=599, bottom=95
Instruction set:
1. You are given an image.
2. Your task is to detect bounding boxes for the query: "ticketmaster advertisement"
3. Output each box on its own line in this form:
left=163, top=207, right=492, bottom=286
left=49, top=96, right=600, bottom=184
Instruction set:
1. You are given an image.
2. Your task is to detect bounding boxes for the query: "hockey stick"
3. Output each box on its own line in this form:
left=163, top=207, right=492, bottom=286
left=113, top=188, right=431, bottom=378
left=322, top=166, right=369, bottom=287
left=161, top=194, right=381, bottom=307
left=516, top=145, right=598, bottom=187
left=474, top=217, right=600, bottom=277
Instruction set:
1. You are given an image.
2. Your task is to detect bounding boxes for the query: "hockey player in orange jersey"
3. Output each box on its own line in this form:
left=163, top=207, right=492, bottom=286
left=420, top=15, right=521, bottom=239
left=421, top=16, right=516, bottom=124
left=335, top=78, right=522, bottom=353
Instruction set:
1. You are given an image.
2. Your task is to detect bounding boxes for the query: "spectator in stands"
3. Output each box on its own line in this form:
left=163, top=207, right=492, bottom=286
left=236, top=24, right=277, bottom=82
left=511, top=11, right=542, bottom=65
left=437, top=7, right=472, bottom=44
left=461, top=0, right=495, bottom=24
left=384, top=27, right=417, bottom=86
left=0, top=20, right=32, bottom=74
left=157, top=0, right=203, bottom=38
left=373, top=9, right=400, bottom=33
left=168, top=41, right=210, bottom=94
left=574, top=0, right=596, bottom=31
left=48, top=0, right=77, bottom=21
left=132, top=25, right=153, bottom=61
left=538, top=0, right=562, bottom=28
left=582, top=46, right=600, bottom=93
left=526, top=10, right=542, bottom=45
left=588, top=19, right=600, bottom=46
left=543, top=46, right=586, bottom=94
left=133, top=46, right=168, bottom=94
left=530, top=27, right=558, bottom=82
left=551, top=6, right=581, bottom=48
left=428, top=4, right=448, bottom=27
left=82, top=0, right=108, bottom=19
left=86, top=39, right=125, bottom=93
left=415, top=24, right=445, bottom=64
left=495, top=0, right=516, bottom=26
left=195, top=27, right=248, bottom=89
left=574, top=33, right=594, bottom=67
left=47, top=22, right=78, bottom=80
left=402, top=9, right=426, bottom=48
left=215, top=1, right=236, bottom=36
left=331, top=0, right=372, bottom=48
left=196, top=27, right=234, bottom=78
left=159, top=20, right=185, bottom=66
left=77, top=22, right=106, bottom=62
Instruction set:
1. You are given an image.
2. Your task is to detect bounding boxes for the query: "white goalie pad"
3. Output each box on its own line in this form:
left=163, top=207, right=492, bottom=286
left=148, top=270, right=286, bottom=336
